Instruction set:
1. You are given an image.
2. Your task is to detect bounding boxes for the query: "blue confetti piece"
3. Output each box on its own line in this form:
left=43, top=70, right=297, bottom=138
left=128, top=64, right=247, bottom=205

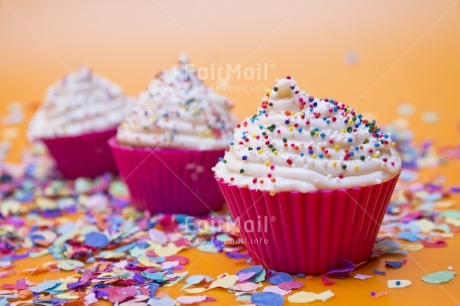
left=84, top=232, right=109, bottom=248
left=396, top=231, right=419, bottom=242
left=385, top=260, right=404, bottom=269
left=30, top=280, right=62, bottom=293
left=237, top=265, right=263, bottom=276
left=373, top=269, right=386, bottom=275
left=142, top=271, right=166, bottom=282
left=251, top=292, right=284, bottom=306
left=149, top=283, right=160, bottom=297
left=268, top=272, right=294, bottom=285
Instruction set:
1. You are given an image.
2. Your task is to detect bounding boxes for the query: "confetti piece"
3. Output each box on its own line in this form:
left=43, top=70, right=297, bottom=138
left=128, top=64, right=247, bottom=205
left=354, top=274, right=373, bottom=280
left=326, top=260, right=356, bottom=278
left=384, top=260, right=404, bottom=269
left=230, top=282, right=259, bottom=292
left=370, top=291, right=388, bottom=298
left=29, top=280, right=62, bottom=293
left=209, top=274, right=238, bottom=289
left=288, top=290, right=334, bottom=303
left=397, top=103, right=414, bottom=116
left=148, top=294, right=176, bottom=306
left=263, top=286, right=291, bottom=296
left=149, top=228, right=168, bottom=245
left=278, top=281, right=304, bottom=290
left=400, top=242, right=424, bottom=252
left=422, top=111, right=439, bottom=123
left=321, top=275, right=335, bottom=285
left=387, top=279, right=412, bottom=288
left=421, top=271, right=456, bottom=284
left=138, top=256, right=161, bottom=268
left=396, top=231, right=419, bottom=242
left=176, top=296, right=207, bottom=304
left=268, top=272, right=294, bottom=285
left=237, top=265, right=263, bottom=276
left=56, top=259, right=85, bottom=271
left=251, top=292, right=284, bottom=306
left=84, top=231, right=110, bottom=248
left=421, top=239, right=447, bottom=248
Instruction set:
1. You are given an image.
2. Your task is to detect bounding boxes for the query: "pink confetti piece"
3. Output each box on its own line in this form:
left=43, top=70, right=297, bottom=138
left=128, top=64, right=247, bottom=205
left=176, top=295, right=207, bottom=304
left=421, top=239, right=447, bottom=248
left=277, top=281, right=304, bottom=290
left=321, top=275, right=335, bottom=285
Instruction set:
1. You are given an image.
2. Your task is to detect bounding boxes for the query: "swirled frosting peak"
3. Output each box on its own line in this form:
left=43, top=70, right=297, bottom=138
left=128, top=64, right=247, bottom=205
left=29, top=66, right=129, bottom=139
left=117, top=55, right=237, bottom=150
left=214, top=77, right=401, bottom=192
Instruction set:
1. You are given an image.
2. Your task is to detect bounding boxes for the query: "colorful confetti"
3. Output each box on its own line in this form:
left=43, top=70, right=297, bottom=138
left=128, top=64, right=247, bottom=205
left=421, top=271, right=456, bottom=284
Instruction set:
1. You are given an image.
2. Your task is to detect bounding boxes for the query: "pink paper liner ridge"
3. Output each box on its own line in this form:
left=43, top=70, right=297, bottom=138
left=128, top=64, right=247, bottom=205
left=109, top=137, right=225, bottom=215
left=41, top=128, right=118, bottom=179
left=217, top=174, right=399, bottom=274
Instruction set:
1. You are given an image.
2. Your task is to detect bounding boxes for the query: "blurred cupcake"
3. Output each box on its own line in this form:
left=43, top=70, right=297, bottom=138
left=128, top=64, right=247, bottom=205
left=214, top=77, right=401, bottom=274
left=29, top=66, right=130, bottom=179
left=110, top=54, right=237, bottom=215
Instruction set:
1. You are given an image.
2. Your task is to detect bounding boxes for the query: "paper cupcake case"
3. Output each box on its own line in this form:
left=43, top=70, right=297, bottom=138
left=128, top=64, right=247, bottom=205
left=41, top=128, right=118, bottom=179
left=109, top=138, right=225, bottom=215
left=217, top=175, right=399, bottom=274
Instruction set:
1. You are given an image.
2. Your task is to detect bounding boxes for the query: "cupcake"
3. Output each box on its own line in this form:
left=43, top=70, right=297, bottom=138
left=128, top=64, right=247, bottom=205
left=214, top=77, right=401, bottom=274
left=28, top=66, right=130, bottom=179
left=109, top=54, right=237, bottom=215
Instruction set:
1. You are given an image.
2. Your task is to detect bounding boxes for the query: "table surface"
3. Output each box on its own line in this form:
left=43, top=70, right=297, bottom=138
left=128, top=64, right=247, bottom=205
left=1, top=1, right=460, bottom=305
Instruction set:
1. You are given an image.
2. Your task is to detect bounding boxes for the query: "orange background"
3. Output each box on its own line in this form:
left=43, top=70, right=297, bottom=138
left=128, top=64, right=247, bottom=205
left=1, top=0, right=460, bottom=305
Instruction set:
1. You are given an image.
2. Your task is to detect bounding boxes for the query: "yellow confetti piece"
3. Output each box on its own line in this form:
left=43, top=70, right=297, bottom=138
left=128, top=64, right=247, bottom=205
left=57, top=259, right=85, bottom=271
left=184, top=287, right=208, bottom=294
left=54, top=277, right=80, bottom=291
left=151, top=242, right=184, bottom=257
left=288, top=292, right=318, bottom=303
left=400, top=243, right=424, bottom=252
left=36, top=197, right=58, bottom=210
left=434, top=200, right=455, bottom=208
left=209, top=275, right=238, bottom=289
left=288, top=290, right=334, bottom=303
left=55, top=293, right=80, bottom=300
left=138, top=256, right=161, bottom=268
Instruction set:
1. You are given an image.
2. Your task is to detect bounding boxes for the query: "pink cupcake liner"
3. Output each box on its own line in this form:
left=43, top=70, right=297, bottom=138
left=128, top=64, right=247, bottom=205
left=109, top=138, right=225, bottom=215
left=41, top=128, right=118, bottom=179
left=217, top=175, right=399, bottom=274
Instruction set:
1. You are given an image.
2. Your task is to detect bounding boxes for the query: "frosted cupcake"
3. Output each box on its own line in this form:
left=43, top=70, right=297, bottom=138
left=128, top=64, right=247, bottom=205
left=110, top=55, right=237, bottom=215
left=214, top=77, right=401, bottom=274
left=29, top=66, right=130, bottom=179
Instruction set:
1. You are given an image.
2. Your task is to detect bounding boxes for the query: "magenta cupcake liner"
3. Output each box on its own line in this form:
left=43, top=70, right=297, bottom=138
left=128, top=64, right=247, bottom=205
left=41, top=128, right=118, bottom=179
left=109, top=138, right=225, bottom=215
left=217, top=175, right=399, bottom=274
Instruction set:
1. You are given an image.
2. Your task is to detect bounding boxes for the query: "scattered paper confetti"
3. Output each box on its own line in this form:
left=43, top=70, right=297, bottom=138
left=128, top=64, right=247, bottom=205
left=277, top=281, right=304, bottom=290
left=288, top=290, right=334, bottom=303
left=251, top=292, right=284, bottom=306
left=354, top=274, right=373, bottom=280
left=385, top=260, right=405, bottom=269
left=421, top=271, right=456, bottom=284
left=176, top=295, right=207, bottom=304
left=387, top=279, right=412, bottom=288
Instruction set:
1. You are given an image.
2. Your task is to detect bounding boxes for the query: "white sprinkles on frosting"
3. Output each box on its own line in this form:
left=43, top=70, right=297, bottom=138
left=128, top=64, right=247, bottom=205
left=117, top=54, right=237, bottom=150
left=214, top=76, right=401, bottom=193
left=29, top=66, right=129, bottom=139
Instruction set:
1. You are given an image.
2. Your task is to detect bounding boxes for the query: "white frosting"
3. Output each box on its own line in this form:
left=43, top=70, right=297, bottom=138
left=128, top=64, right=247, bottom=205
left=117, top=55, right=237, bottom=150
left=28, top=66, right=130, bottom=139
left=214, top=77, right=401, bottom=192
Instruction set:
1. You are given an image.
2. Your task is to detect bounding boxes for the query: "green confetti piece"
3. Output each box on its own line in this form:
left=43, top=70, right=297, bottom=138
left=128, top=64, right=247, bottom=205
left=421, top=271, right=456, bottom=284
